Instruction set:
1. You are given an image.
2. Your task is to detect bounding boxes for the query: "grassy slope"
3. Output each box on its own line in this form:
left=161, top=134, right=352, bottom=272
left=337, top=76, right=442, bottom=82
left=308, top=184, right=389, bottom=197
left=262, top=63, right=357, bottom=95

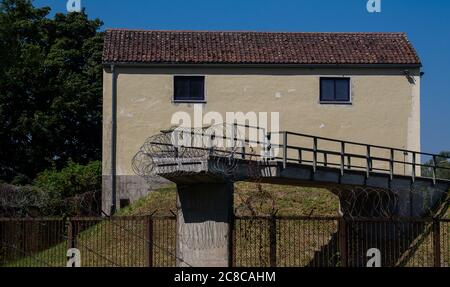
left=120, top=182, right=340, bottom=217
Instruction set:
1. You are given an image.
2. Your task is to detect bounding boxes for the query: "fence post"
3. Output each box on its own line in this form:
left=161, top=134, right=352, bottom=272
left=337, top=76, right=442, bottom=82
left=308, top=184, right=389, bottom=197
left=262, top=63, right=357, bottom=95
left=229, top=213, right=236, bottom=268
left=339, top=217, right=348, bottom=267
left=67, top=220, right=77, bottom=250
left=145, top=216, right=154, bottom=267
left=433, top=219, right=441, bottom=267
left=269, top=216, right=277, bottom=267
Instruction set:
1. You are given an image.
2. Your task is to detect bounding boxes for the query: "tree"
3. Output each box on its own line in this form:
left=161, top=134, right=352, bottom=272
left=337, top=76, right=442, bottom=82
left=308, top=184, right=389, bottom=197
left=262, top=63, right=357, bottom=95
left=0, top=0, right=103, bottom=182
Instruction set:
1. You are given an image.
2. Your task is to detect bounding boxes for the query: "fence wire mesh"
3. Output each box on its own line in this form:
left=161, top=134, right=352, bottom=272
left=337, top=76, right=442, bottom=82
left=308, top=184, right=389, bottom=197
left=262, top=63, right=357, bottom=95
left=0, top=216, right=176, bottom=267
left=0, top=216, right=448, bottom=267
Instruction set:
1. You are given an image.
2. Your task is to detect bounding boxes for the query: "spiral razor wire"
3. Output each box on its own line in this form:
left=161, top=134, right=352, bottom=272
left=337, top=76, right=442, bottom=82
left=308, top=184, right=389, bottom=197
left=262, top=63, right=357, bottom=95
left=132, top=124, right=266, bottom=183
left=333, top=184, right=449, bottom=219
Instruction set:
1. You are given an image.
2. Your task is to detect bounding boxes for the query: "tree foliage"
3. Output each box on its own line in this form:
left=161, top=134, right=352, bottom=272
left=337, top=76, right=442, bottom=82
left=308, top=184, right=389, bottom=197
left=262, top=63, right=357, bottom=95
left=422, top=151, right=450, bottom=180
left=0, top=0, right=103, bottom=182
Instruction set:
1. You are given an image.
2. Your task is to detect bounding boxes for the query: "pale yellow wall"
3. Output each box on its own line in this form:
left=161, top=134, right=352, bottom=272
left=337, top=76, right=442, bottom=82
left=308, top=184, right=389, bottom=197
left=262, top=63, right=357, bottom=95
left=103, top=66, right=421, bottom=176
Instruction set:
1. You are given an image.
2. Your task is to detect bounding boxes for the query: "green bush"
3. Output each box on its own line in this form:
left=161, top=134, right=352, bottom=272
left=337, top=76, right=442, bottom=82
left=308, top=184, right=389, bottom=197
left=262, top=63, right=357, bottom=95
left=34, top=160, right=102, bottom=215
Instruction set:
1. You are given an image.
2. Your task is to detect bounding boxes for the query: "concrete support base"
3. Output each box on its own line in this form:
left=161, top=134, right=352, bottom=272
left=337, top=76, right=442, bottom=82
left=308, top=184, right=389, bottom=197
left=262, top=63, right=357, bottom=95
left=176, top=182, right=234, bottom=267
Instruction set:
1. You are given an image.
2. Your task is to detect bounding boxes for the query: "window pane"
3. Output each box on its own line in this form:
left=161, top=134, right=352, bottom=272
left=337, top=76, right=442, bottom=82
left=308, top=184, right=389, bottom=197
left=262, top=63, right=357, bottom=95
left=335, top=79, right=350, bottom=101
left=189, top=77, right=205, bottom=100
left=174, top=77, right=190, bottom=99
left=320, top=79, right=335, bottom=101
left=174, top=76, right=205, bottom=101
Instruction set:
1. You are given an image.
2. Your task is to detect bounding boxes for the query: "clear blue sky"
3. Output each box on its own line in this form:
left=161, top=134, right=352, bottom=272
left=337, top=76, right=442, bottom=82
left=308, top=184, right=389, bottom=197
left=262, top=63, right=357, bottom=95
left=35, top=0, right=450, bottom=154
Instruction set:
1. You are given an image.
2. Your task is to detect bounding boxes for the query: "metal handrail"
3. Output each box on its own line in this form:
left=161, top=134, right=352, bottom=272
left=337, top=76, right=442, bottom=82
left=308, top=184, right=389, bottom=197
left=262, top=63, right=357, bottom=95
left=273, top=130, right=449, bottom=158
left=153, top=128, right=450, bottom=183
left=276, top=131, right=450, bottom=183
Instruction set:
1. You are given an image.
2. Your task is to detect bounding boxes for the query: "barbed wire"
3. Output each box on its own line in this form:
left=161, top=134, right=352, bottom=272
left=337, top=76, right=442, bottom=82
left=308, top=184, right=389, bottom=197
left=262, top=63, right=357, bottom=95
left=132, top=124, right=246, bottom=184
left=332, top=184, right=449, bottom=219
left=0, top=185, right=48, bottom=217
left=0, top=184, right=100, bottom=218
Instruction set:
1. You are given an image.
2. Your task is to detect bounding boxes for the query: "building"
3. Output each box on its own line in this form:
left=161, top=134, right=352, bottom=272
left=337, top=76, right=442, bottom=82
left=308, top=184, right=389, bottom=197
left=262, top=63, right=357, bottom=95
left=102, top=29, right=422, bottom=214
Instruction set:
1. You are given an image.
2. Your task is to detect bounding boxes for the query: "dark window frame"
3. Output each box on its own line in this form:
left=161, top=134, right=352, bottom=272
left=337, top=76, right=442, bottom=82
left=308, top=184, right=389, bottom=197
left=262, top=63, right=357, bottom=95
left=173, top=76, right=206, bottom=103
left=319, top=77, right=352, bottom=104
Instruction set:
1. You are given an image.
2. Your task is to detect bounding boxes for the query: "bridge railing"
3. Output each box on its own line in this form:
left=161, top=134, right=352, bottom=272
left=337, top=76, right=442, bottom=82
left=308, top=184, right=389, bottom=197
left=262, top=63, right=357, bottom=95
left=153, top=126, right=449, bottom=182
left=269, top=131, right=450, bottom=183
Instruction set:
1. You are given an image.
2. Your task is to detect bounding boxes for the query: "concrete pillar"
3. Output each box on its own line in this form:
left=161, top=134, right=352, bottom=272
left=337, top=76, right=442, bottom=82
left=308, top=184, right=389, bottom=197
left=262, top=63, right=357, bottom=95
left=176, top=182, right=234, bottom=267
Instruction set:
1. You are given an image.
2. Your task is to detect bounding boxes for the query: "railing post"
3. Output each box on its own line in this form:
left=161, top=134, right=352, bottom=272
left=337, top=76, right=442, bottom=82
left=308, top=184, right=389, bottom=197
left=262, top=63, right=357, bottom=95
left=412, top=152, right=416, bottom=182
left=432, top=155, right=437, bottom=185
left=283, top=132, right=288, bottom=169
left=173, top=130, right=179, bottom=159
left=313, top=137, right=318, bottom=173
left=433, top=219, right=441, bottom=267
left=266, top=132, right=272, bottom=160
left=339, top=217, right=348, bottom=267
left=145, top=216, right=154, bottom=267
left=269, top=216, right=277, bottom=267
left=324, top=152, right=328, bottom=167
left=298, top=148, right=303, bottom=164
left=232, top=122, right=237, bottom=148
left=209, top=131, right=216, bottom=156
left=340, top=142, right=345, bottom=176
left=232, top=123, right=246, bottom=160
left=366, top=146, right=371, bottom=178
left=390, top=149, right=394, bottom=181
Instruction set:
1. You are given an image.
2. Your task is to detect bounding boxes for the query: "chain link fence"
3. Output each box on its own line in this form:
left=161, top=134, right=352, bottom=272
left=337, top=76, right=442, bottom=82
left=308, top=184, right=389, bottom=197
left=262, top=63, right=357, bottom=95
left=0, top=216, right=176, bottom=267
left=0, top=216, right=448, bottom=267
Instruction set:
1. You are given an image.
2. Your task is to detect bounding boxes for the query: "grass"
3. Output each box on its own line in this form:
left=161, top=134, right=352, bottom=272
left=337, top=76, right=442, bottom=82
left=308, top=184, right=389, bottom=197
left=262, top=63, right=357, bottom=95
left=118, top=184, right=178, bottom=216
left=118, top=182, right=340, bottom=217
left=234, top=182, right=339, bottom=217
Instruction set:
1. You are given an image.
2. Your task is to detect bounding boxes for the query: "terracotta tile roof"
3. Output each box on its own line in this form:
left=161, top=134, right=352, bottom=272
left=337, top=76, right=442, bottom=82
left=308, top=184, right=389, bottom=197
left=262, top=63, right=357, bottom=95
left=103, top=29, right=421, bottom=66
